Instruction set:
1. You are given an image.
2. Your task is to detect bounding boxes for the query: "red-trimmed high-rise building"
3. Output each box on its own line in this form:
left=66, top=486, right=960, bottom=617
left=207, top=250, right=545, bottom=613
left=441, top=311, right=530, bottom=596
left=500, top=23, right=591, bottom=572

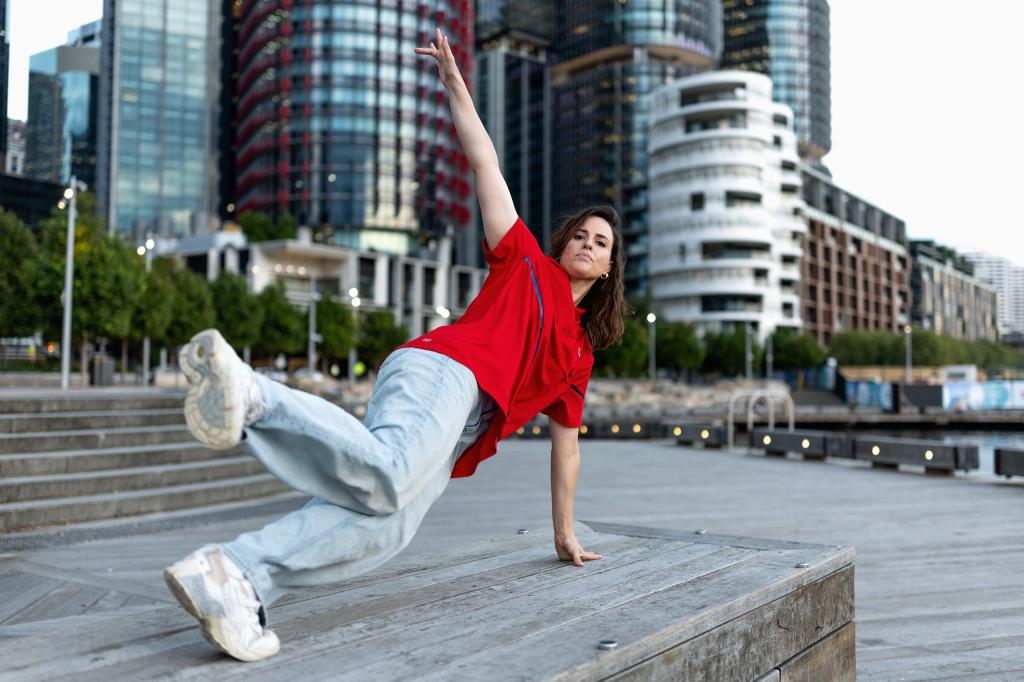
left=227, top=0, right=475, bottom=256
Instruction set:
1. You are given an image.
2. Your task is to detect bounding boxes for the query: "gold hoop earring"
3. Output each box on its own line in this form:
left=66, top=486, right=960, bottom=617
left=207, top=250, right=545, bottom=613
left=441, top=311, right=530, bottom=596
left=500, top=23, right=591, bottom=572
left=601, top=272, right=609, bottom=280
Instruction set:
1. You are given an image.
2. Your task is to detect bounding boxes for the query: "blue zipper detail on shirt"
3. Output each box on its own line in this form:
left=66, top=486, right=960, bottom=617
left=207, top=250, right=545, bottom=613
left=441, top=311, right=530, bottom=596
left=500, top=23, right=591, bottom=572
left=523, top=256, right=544, bottom=358
left=570, top=384, right=585, bottom=399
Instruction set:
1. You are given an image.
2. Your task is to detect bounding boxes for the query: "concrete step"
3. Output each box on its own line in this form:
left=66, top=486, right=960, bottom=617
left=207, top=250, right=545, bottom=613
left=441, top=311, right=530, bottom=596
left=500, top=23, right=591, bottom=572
left=0, top=456, right=267, bottom=502
left=0, top=394, right=184, bottom=415
left=0, top=442, right=241, bottom=477
left=0, top=408, right=184, bottom=434
left=0, top=424, right=195, bottom=455
left=0, top=474, right=291, bottom=531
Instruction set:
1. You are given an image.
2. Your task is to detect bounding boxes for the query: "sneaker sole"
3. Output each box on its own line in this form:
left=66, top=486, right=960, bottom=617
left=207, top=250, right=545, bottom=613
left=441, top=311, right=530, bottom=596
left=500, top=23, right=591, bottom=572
left=180, top=330, right=245, bottom=450
left=163, top=568, right=271, bottom=663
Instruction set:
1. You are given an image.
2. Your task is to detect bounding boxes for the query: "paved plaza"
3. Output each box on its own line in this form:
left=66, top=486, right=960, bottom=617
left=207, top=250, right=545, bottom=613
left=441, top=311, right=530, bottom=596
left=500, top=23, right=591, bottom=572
left=1, top=439, right=1023, bottom=680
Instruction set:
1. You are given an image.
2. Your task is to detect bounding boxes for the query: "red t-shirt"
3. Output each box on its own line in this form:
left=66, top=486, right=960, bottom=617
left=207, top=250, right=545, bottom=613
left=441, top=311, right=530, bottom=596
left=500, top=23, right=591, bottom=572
left=399, top=217, right=594, bottom=477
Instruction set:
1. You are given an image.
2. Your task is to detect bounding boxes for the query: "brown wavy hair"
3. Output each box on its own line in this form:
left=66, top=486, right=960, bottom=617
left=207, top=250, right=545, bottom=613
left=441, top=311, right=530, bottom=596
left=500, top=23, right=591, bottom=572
left=548, top=205, right=630, bottom=351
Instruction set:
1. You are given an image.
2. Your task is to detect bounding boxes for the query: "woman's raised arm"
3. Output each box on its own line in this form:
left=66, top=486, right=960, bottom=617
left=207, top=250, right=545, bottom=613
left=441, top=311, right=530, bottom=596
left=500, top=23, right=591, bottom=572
left=416, top=28, right=516, bottom=250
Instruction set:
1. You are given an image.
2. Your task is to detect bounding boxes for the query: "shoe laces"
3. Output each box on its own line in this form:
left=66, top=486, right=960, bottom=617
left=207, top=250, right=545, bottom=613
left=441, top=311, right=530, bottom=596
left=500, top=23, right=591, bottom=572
left=242, top=367, right=265, bottom=426
left=223, top=578, right=267, bottom=640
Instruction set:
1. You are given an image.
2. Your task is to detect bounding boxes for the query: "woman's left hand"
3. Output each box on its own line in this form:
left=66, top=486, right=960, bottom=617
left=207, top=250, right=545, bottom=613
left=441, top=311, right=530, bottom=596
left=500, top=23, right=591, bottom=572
left=555, top=534, right=604, bottom=567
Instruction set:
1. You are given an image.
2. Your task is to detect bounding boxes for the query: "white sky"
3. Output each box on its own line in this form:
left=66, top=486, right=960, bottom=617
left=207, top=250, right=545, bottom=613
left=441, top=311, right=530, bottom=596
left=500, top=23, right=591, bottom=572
left=6, top=0, right=1023, bottom=266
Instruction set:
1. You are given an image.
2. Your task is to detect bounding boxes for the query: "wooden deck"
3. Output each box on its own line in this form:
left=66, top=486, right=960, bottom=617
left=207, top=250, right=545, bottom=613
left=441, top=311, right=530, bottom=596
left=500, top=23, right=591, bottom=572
left=1, top=439, right=1023, bottom=679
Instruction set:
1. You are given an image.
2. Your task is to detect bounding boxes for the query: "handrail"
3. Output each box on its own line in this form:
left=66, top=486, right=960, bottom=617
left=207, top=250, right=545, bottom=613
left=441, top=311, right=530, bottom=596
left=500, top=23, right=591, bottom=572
left=728, top=388, right=794, bottom=449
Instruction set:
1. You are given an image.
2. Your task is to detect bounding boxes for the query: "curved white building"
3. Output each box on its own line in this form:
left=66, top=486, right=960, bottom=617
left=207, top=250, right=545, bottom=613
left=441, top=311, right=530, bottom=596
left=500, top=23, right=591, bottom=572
left=647, top=71, right=806, bottom=342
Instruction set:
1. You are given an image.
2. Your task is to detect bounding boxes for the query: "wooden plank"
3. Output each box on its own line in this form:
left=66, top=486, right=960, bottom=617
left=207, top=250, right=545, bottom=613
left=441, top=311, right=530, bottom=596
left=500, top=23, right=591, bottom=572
left=1, top=557, right=174, bottom=604
left=2, top=581, right=111, bottom=625
left=0, top=569, right=64, bottom=624
left=409, top=553, right=852, bottom=682
left=0, top=535, right=654, bottom=679
left=582, top=520, right=849, bottom=553
left=779, top=621, right=855, bottom=682
left=274, top=545, right=757, bottom=682
left=603, top=568, right=853, bottom=682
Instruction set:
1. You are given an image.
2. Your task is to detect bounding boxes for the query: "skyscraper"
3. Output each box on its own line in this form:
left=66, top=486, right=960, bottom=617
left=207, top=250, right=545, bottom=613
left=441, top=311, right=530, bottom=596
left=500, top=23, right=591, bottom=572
left=721, top=0, right=831, bottom=164
left=648, top=71, right=805, bottom=341
left=97, top=0, right=221, bottom=240
left=964, top=253, right=1024, bottom=338
left=551, top=0, right=722, bottom=295
left=1, top=0, right=10, bottom=163
left=227, top=0, right=475, bottom=258
left=25, top=25, right=101, bottom=186
left=474, top=0, right=553, bottom=263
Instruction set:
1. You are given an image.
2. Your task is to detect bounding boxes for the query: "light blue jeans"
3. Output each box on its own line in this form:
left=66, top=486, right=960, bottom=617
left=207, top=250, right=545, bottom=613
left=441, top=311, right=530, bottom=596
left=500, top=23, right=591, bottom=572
left=220, top=348, right=496, bottom=609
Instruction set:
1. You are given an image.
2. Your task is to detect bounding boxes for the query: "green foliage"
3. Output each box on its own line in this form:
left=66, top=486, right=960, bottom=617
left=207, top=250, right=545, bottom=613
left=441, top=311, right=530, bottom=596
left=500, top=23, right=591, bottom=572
left=0, top=209, right=42, bottom=337
left=828, top=328, right=1024, bottom=373
left=317, top=294, right=356, bottom=359
left=827, top=330, right=902, bottom=366
left=210, top=272, right=264, bottom=350
left=594, top=316, right=647, bottom=377
left=31, top=192, right=144, bottom=344
left=256, top=282, right=304, bottom=356
left=702, top=326, right=762, bottom=377
left=655, top=321, right=704, bottom=375
left=132, top=257, right=176, bottom=344
left=237, top=211, right=296, bottom=242
left=770, top=328, right=825, bottom=370
left=163, top=265, right=216, bottom=347
left=356, top=310, right=409, bottom=370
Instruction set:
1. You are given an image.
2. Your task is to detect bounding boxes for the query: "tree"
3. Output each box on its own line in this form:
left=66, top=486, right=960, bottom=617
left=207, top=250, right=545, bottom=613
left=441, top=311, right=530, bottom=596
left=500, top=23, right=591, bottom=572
left=210, top=272, right=264, bottom=351
left=828, top=330, right=902, bottom=366
left=130, top=257, right=176, bottom=371
left=317, top=294, right=356, bottom=361
left=702, top=326, right=761, bottom=377
left=163, top=265, right=216, bottom=348
left=655, top=321, right=704, bottom=378
left=0, top=209, right=41, bottom=342
left=357, top=310, right=409, bottom=370
left=32, top=192, right=144, bottom=378
left=237, top=211, right=296, bottom=242
left=770, top=328, right=825, bottom=370
left=255, top=282, right=304, bottom=357
left=594, top=316, right=647, bottom=377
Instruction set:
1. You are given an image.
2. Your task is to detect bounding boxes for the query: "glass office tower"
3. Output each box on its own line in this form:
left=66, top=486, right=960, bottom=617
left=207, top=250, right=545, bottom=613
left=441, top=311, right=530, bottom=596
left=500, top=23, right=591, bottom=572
left=25, top=42, right=101, bottom=186
left=228, top=0, right=475, bottom=256
left=552, top=0, right=722, bottom=296
left=721, top=0, right=831, bottom=162
left=98, top=0, right=220, bottom=239
left=0, top=0, right=9, bottom=162
left=473, top=0, right=553, bottom=264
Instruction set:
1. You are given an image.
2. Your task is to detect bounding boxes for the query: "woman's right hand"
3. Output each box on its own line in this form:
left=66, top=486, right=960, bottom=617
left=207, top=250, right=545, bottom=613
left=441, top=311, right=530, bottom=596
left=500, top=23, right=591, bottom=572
left=415, top=27, right=462, bottom=90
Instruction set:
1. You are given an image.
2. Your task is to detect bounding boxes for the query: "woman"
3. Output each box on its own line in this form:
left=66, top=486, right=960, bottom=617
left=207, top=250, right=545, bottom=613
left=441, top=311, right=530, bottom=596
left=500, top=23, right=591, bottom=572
left=163, top=28, right=628, bottom=662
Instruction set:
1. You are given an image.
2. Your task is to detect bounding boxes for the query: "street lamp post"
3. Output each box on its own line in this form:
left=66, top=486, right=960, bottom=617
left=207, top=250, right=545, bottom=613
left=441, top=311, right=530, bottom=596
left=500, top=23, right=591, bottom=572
left=744, top=322, right=753, bottom=380
left=348, top=288, right=360, bottom=381
left=904, top=324, right=913, bottom=384
left=307, top=273, right=321, bottom=371
left=765, top=330, right=774, bottom=380
left=59, top=176, right=85, bottom=390
left=138, top=235, right=154, bottom=386
left=646, top=313, right=657, bottom=381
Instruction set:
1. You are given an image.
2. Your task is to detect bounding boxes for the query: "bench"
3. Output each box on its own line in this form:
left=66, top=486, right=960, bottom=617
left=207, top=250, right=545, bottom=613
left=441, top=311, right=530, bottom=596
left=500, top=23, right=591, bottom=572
left=0, top=521, right=856, bottom=680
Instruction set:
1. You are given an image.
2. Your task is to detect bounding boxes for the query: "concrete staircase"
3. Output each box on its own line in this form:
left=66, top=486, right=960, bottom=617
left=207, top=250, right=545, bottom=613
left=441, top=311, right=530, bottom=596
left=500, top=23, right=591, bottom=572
left=0, top=393, right=289, bottom=532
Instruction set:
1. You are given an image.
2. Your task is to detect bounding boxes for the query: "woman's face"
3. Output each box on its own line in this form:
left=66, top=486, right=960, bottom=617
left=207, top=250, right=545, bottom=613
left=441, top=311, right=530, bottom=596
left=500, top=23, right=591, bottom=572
left=558, top=216, right=613, bottom=283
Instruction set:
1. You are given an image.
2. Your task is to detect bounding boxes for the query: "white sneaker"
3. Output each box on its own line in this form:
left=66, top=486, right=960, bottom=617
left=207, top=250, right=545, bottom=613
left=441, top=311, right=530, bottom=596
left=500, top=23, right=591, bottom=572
left=164, top=544, right=280, bottom=662
left=179, top=329, right=263, bottom=450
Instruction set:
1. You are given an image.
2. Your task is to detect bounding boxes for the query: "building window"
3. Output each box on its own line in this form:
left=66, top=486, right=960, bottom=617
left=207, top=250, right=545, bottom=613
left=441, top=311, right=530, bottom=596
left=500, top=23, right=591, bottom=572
left=781, top=184, right=799, bottom=194
left=725, top=191, right=761, bottom=208
left=781, top=160, right=798, bottom=171
left=690, top=192, right=704, bottom=211
left=773, top=135, right=782, bottom=148
left=678, top=244, right=687, bottom=260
